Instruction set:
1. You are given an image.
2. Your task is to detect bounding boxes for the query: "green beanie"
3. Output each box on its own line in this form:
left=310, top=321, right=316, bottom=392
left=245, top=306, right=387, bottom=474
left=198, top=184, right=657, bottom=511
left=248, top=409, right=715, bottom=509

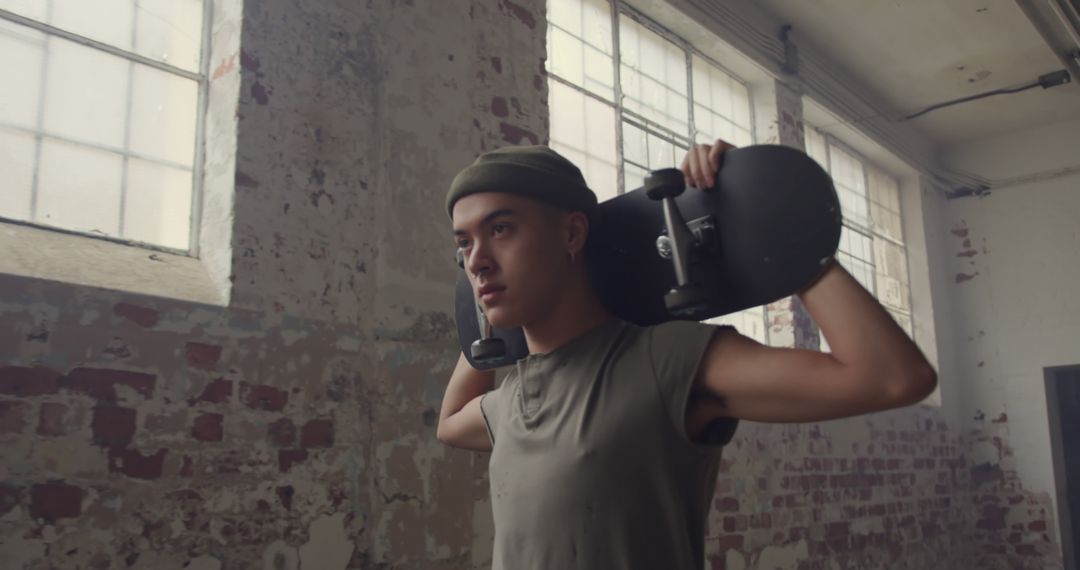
left=446, top=145, right=598, bottom=219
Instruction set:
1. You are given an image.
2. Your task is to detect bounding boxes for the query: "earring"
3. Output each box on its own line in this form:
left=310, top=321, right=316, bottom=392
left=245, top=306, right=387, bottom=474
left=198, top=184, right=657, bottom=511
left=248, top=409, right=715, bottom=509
left=569, top=251, right=577, bottom=263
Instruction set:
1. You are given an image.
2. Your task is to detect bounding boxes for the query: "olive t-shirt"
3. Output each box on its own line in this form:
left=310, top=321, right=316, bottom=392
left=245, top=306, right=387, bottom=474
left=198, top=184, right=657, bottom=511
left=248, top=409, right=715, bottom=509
left=479, top=318, right=739, bottom=570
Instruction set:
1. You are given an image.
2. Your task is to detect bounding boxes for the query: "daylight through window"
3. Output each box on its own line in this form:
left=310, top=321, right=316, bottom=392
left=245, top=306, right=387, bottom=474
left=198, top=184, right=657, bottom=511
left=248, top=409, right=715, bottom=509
left=0, top=0, right=207, bottom=252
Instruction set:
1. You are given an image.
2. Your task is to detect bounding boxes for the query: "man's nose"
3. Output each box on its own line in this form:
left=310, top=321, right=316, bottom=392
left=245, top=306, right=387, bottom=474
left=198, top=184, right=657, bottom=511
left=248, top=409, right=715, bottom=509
left=464, top=241, right=493, bottom=277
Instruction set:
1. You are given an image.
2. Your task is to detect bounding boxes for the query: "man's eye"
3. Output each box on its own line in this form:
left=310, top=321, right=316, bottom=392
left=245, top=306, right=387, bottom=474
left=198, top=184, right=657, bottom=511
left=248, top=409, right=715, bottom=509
left=492, top=224, right=508, bottom=234
left=456, top=239, right=470, bottom=248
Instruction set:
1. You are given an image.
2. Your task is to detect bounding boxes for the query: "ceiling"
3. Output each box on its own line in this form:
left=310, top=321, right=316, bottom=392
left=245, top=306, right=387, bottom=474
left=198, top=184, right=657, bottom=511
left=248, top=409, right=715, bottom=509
left=753, top=0, right=1080, bottom=147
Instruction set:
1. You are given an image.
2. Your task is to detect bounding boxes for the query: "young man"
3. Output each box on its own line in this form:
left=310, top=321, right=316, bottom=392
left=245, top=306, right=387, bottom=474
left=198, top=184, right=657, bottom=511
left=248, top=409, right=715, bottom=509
left=438, top=141, right=936, bottom=569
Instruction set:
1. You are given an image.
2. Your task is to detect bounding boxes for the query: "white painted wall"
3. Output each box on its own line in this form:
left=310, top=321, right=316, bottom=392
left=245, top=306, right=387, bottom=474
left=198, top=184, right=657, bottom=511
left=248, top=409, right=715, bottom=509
left=939, top=117, right=1080, bottom=552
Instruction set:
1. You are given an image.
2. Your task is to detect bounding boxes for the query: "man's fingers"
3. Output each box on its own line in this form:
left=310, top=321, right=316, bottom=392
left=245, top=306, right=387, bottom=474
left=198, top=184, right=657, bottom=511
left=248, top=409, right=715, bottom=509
left=680, top=152, right=693, bottom=187
left=708, top=138, right=733, bottom=170
left=690, top=145, right=707, bottom=188
left=695, top=144, right=714, bottom=188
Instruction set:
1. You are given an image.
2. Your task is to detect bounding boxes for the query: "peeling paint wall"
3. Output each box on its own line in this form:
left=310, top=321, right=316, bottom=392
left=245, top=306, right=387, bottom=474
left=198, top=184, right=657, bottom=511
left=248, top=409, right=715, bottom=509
left=938, top=117, right=1080, bottom=562
left=0, top=1, right=545, bottom=568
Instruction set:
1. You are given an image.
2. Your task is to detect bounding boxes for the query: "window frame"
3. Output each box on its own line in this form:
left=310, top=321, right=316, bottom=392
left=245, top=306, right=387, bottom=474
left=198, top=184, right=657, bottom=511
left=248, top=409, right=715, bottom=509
left=809, top=126, right=916, bottom=332
left=545, top=0, right=755, bottom=197
left=0, top=1, right=213, bottom=257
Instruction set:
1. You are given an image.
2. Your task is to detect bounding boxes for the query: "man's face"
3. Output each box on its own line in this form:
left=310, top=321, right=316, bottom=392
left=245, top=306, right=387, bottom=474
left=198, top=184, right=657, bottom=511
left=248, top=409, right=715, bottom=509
left=452, top=192, right=570, bottom=329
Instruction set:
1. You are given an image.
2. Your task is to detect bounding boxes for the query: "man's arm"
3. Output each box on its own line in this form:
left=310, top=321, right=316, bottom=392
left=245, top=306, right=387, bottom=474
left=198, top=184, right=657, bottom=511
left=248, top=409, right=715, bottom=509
left=683, top=141, right=937, bottom=423
left=436, top=352, right=495, bottom=451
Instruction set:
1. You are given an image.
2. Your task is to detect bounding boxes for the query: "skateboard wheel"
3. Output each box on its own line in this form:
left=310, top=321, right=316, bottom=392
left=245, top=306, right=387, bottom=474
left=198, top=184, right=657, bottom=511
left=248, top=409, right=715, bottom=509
left=644, top=168, right=685, bottom=200
left=471, top=338, right=507, bottom=362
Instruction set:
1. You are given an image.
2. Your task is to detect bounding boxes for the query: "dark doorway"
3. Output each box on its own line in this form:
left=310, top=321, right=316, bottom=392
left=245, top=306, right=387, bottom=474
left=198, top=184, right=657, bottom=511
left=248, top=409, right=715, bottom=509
left=1046, top=365, right=1080, bottom=570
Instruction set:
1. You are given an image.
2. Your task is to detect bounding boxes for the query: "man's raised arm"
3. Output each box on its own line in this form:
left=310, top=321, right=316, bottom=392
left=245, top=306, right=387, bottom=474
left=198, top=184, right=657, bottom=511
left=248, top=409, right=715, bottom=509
left=436, top=353, right=495, bottom=451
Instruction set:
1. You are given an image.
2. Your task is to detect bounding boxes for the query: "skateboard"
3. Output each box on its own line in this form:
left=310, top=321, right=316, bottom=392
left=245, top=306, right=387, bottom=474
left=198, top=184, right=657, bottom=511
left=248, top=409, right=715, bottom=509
left=454, top=144, right=842, bottom=370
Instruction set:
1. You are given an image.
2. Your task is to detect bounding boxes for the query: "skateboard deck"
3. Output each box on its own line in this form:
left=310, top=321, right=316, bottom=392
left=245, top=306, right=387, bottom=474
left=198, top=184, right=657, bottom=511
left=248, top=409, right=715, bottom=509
left=455, top=144, right=842, bottom=369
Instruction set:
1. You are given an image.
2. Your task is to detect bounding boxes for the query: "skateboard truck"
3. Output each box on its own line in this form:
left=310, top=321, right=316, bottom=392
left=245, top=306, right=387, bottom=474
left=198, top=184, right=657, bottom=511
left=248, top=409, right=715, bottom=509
left=457, top=249, right=507, bottom=362
left=645, top=168, right=710, bottom=317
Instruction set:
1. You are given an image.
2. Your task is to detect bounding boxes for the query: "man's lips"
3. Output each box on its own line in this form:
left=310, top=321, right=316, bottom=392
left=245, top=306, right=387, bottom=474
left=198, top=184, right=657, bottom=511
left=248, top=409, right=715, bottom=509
left=477, top=284, right=506, bottom=302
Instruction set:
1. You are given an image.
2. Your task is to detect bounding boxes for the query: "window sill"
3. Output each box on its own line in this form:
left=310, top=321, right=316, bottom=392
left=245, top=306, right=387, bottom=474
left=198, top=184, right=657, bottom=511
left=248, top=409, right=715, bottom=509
left=0, top=222, right=227, bottom=306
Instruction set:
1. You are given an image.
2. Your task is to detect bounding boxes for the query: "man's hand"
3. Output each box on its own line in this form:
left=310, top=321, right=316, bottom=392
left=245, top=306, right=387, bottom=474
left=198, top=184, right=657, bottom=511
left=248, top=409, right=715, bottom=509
left=680, top=138, right=736, bottom=189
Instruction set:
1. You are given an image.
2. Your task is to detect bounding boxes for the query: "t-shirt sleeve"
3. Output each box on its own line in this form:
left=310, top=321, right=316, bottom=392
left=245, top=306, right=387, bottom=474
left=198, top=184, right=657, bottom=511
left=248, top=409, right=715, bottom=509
left=647, top=320, right=739, bottom=446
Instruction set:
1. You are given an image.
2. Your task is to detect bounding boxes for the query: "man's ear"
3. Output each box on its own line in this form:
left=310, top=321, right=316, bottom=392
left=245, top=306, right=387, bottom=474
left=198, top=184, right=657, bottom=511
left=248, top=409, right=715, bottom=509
left=564, top=211, right=589, bottom=254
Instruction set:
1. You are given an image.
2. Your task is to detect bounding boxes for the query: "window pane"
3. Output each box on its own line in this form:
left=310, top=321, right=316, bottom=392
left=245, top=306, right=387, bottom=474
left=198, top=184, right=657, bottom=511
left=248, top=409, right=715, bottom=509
left=133, top=0, right=204, bottom=73
left=874, top=238, right=910, bottom=311
left=623, top=161, right=648, bottom=192
left=828, top=144, right=869, bottom=229
left=619, top=15, right=688, bottom=134
left=36, top=139, right=123, bottom=237
left=0, top=0, right=47, bottom=20
left=837, top=226, right=874, bottom=292
left=0, top=128, right=36, bottom=220
left=549, top=0, right=583, bottom=37
left=548, top=0, right=613, bottom=100
left=868, top=165, right=903, bottom=242
left=549, top=80, right=618, bottom=202
left=0, top=19, right=45, bottom=129
left=43, top=37, right=129, bottom=148
left=124, top=158, right=192, bottom=249
left=48, top=0, right=135, bottom=52
left=804, top=127, right=827, bottom=169
left=128, top=63, right=199, bottom=165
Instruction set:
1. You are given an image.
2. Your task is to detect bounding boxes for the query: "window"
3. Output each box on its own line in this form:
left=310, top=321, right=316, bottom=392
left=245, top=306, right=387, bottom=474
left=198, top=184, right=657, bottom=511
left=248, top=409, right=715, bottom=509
left=546, top=0, right=753, bottom=198
left=805, top=127, right=914, bottom=337
left=547, top=0, right=767, bottom=342
left=0, top=0, right=208, bottom=253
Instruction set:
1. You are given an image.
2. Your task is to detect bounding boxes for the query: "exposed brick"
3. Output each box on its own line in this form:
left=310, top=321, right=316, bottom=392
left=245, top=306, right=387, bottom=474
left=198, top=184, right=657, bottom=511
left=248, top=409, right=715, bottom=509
left=0, top=366, right=61, bottom=396
left=717, top=534, right=743, bottom=552
left=108, top=448, right=167, bottom=479
left=300, top=418, right=334, bottom=448
left=30, top=482, right=82, bottom=521
left=241, top=383, right=288, bottom=411
left=975, top=505, right=1007, bottom=531
left=112, top=303, right=159, bottom=328
left=62, top=368, right=155, bottom=403
left=192, top=413, right=224, bottom=442
left=826, top=521, right=850, bottom=538
left=268, top=418, right=297, bottom=447
left=0, top=483, right=21, bottom=516
left=716, top=496, right=740, bottom=512
left=0, top=400, right=29, bottom=434
left=276, top=485, right=294, bottom=510
left=185, top=342, right=222, bottom=370
left=1014, top=544, right=1038, bottom=556
left=278, top=449, right=308, bottom=473
left=189, top=378, right=233, bottom=405
left=179, top=455, right=194, bottom=477
left=37, top=402, right=69, bottom=436
left=723, top=516, right=736, bottom=532
left=91, top=406, right=137, bottom=447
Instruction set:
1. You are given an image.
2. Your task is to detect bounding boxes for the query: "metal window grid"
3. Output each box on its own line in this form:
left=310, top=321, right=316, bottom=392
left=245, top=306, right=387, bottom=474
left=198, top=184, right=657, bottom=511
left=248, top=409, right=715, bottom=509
left=816, top=128, right=914, bottom=325
left=0, top=1, right=211, bottom=256
left=546, top=0, right=767, bottom=343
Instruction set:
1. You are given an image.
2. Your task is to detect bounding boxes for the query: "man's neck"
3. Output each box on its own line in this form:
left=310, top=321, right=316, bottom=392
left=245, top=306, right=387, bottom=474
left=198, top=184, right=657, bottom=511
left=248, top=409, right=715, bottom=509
left=522, top=279, right=612, bottom=356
